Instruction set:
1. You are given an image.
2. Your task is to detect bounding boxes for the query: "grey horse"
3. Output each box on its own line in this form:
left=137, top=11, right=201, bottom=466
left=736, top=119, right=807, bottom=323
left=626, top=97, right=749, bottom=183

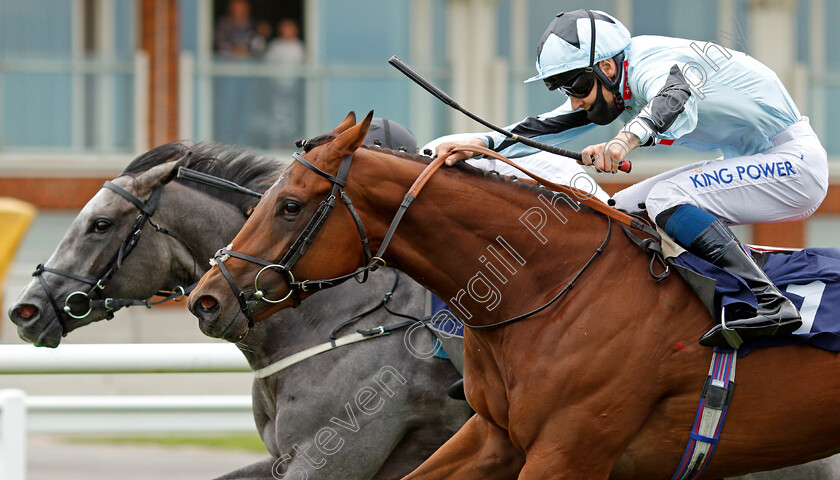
left=8, top=141, right=470, bottom=479
left=7, top=141, right=834, bottom=479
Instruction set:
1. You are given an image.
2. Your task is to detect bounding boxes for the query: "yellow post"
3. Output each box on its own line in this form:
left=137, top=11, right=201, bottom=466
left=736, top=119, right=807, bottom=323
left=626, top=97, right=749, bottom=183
left=0, top=198, right=37, bottom=326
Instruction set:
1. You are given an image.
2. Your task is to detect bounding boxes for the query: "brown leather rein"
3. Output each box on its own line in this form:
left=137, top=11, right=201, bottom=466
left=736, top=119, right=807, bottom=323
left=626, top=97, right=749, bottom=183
left=414, top=145, right=662, bottom=330
left=211, top=144, right=661, bottom=330
left=440, top=145, right=656, bottom=235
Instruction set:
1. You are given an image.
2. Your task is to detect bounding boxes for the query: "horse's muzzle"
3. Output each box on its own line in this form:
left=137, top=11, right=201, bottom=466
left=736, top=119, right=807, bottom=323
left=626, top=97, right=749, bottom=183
left=9, top=303, right=61, bottom=347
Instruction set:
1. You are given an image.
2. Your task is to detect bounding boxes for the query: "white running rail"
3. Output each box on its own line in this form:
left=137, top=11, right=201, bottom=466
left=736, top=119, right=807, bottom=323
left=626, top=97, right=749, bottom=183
left=0, top=343, right=255, bottom=480
left=0, top=343, right=249, bottom=374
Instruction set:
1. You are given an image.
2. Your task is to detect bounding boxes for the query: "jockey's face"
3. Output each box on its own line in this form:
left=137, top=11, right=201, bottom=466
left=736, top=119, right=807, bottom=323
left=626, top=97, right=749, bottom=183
left=569, top=82, right=614, bottom=112
left=569, top=59, right=617, bottom=112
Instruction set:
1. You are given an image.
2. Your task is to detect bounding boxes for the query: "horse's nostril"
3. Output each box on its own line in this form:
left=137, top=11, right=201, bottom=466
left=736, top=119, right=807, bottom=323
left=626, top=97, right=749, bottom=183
left=199, top=295, right=219, bottom=311
left=193, top=295, right=221, bottom=324
left=16, top=304, right=38, bottom=320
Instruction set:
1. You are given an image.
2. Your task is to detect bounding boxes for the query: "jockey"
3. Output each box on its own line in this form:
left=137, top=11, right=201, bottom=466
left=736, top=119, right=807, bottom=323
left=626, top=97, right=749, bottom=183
left=365, top=117, right=418, bottom=153
left=435, top=9, right=828, bottom=348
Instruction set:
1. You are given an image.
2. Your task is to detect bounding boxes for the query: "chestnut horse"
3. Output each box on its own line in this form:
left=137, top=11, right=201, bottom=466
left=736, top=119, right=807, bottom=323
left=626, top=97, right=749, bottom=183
left=189, top=112, right=840, bottom=479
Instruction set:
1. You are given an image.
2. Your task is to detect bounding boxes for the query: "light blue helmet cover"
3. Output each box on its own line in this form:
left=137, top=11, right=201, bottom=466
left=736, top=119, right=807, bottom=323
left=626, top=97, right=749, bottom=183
left=525, top=10, right=630, bottom=84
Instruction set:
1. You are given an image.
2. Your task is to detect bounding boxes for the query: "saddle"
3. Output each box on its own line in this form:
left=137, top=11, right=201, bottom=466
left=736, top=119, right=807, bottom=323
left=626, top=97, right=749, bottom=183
left=650, top=226, right=840, bottom=355
left=430, top=222, right=840, bottom=357
left=419, top=146, right=839, bottom=355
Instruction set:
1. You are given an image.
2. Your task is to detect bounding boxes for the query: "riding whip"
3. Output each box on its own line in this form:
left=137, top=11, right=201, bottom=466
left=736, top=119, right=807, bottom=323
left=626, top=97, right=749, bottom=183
left=388, top=55, right=631, bottom=173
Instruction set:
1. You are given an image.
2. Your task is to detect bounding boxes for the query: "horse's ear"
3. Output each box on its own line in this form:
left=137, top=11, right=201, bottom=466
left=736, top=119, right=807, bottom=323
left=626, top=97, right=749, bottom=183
left=331, top=111, right=373, bottom=157
left=134, top=154, right=190, bottom=193
left=330, top=111, right=357, bottom=135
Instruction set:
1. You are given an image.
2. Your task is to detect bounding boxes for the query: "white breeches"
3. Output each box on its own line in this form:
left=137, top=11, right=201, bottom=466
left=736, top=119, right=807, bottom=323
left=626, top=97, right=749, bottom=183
left=612, top=117, right=828, bottom=225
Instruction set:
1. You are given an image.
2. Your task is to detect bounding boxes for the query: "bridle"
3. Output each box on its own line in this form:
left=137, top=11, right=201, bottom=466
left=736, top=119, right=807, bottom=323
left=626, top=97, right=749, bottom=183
left=211, top=144, right=665, bottom=331
left=211, top=151, right=386, bottom=327
left=33, top=180, right=197, bottom=336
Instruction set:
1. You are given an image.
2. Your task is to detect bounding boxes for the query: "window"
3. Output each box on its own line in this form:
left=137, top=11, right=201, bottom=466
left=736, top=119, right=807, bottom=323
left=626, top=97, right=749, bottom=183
left=191, top=0, right=307, bottom=149
left=0, top=0, right=137, bottom=154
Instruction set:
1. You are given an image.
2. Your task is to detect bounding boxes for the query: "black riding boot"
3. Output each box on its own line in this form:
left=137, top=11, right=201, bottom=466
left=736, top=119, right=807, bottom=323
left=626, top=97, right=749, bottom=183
left=690, top=220, right=801, bottom=348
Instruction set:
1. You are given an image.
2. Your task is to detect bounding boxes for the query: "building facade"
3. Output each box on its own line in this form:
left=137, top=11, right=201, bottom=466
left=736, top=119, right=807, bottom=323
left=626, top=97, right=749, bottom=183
left=0, top=0, right=838, bottom=246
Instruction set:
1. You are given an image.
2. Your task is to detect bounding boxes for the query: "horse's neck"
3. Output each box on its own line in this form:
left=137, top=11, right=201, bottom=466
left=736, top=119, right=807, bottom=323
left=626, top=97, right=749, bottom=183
left=245, top=270, right=416, bottom=372
left=160, top=184, right=280, bottom=365
left=351, top=153, right=711, bottom=382
left=162, top=183, right=248, bottom=263
left=355, top=153, right=612, bottom=325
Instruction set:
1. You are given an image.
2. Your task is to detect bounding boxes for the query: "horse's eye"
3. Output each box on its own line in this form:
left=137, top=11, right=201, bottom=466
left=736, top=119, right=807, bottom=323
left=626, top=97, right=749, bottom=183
left=281, top=201, right=301, bottom=216
left=93, top=219, right=112, bottom=233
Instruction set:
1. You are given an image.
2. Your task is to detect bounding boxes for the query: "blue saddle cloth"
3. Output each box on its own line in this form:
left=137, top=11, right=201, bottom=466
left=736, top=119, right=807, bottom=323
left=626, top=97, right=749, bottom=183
left=671, top=247, right=840, bottom=354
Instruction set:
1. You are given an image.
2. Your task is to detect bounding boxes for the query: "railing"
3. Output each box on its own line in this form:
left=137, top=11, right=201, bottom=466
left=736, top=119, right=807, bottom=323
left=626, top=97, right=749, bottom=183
left=0, top=343, right=255, bottom=480
left=0, top=53, right=147, bottom=156
left=178, top=53, right=452, bottom=152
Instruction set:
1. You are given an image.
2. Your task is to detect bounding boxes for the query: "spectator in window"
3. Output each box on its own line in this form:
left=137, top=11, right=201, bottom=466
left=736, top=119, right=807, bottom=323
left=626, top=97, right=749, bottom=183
left=265, top=19, right=304, bottom=64
left=264, top=19, right=305, bottom=148
left=213, top=0, right=262, bottom=145
left=251, top=21, right=272, bottom=57
left=215, top=0, right=258, bottom=59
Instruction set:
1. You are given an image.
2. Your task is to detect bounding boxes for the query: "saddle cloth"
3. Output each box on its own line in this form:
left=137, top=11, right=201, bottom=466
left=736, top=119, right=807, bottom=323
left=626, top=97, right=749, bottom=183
left=428, top=243, right=840, bottom=356
left=669, top=245, right=840, bottom=354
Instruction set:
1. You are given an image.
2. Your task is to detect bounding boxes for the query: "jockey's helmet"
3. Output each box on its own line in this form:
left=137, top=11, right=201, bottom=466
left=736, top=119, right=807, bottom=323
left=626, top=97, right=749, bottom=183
left=364, top=118, right=418, bottom=153
left=526, top=10, right=630, bottom=85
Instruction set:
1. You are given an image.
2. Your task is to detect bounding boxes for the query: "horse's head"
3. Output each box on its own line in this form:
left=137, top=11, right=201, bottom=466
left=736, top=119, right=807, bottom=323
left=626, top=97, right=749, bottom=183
left=189, top=111, right=376, bottom=339
left=8, top=153, right=194, bottom=347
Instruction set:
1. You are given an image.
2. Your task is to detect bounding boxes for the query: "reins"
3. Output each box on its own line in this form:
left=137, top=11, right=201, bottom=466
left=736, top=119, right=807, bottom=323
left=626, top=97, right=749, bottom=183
left=449, top=146, right=670, bottom=329
left=463, top=218, right=613, bottom=331
left=458, top=145, right=653, bottom=233
left=252, top=269, right=429, bottom=378
left=213, top=142, right=665, bottom=333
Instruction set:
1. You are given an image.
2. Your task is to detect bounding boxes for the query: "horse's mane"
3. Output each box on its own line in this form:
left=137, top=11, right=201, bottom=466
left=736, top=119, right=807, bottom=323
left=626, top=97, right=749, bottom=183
left=358, top=145, right=605, bottom=228
left=121, top=141, right=285, bottom=215
left=366, top=142, right=550, bottom=195
left=303, top=132, right=547, bottom=195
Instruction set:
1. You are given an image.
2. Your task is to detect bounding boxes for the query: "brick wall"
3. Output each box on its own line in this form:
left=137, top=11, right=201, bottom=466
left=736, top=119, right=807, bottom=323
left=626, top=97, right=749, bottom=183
left=0, top=177, right=110, bottom=210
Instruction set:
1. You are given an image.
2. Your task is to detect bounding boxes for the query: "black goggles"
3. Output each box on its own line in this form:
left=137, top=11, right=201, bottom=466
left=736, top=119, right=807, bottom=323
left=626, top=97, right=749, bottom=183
left=544, top=68, right=595, bottom=98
